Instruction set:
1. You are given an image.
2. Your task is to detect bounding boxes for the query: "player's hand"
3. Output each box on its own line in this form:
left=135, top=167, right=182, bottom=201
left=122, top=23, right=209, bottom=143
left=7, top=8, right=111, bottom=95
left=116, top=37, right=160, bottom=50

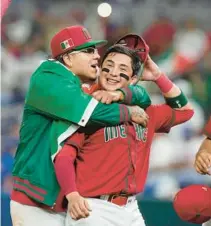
left=92, top=90, right=124, bottom=104
left=66, top=192, right=92, bottom=220
left=194, top=149, right=211, bottom=175
left=128, top=106, right=149, bottom=127
left=140, top=55, right=162, bottom=82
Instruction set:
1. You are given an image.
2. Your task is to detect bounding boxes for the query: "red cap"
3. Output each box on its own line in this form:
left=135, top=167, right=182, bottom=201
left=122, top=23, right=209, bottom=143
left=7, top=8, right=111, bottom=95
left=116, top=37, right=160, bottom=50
left=173, top=185, right=211, bottom=224
left=50, top=25, right=107, bottom=58
left=115, top=34, right=149, bottom=64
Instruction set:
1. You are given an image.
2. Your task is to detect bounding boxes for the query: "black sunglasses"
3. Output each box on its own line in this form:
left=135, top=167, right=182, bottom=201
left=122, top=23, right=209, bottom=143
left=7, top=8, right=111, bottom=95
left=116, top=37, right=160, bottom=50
left=80, top=47, right=97, bottom=54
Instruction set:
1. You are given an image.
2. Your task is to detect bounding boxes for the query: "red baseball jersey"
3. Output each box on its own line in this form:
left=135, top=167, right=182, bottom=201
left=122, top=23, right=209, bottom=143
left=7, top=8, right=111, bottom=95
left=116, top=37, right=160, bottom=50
left=62, top=106, right=193, bottom=197
left=203, top=116, right=211, bottom=139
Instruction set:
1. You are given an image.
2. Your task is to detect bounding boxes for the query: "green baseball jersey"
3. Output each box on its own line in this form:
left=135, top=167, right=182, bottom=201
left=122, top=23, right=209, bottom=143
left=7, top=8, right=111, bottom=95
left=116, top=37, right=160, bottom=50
left=12, top=60, right=151, bottom=206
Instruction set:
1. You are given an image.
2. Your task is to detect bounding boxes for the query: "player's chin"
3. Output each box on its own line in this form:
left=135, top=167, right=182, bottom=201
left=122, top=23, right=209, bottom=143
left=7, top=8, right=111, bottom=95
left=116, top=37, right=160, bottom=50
left=86, top=72, right=98, bottom=81
left=104, top=83, right=121, bottom=91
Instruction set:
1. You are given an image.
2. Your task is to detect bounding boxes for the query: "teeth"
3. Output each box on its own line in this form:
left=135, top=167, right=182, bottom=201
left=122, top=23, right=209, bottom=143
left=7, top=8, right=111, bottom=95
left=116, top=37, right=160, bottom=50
left=107, top=79, right=118, bottom=84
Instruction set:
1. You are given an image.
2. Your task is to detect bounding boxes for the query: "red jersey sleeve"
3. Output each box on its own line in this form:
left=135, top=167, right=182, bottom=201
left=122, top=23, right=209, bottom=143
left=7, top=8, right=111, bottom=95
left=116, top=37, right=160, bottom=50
left=54, top=132, right=85, bottom=196
left=147, top=105, right=175, bottom=133
left=203, top=117, right=211, bottom=138
left=147, top=105, right=194, bottom=133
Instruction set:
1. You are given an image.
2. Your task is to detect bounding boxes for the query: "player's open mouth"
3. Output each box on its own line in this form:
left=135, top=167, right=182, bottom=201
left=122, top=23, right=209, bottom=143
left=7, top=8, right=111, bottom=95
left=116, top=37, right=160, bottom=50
left=107, top=79, right=119, bottom=84
left=91, top=64, right=98, bottom=69
left=90, top=64, right=99, bottom=73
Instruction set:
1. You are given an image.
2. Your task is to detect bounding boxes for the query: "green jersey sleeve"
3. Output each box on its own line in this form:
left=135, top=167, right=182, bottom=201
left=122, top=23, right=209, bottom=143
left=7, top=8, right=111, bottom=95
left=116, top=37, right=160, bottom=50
left=118, top=84, right=151, bottom=109
left=26, top=70, right=130, bottom=127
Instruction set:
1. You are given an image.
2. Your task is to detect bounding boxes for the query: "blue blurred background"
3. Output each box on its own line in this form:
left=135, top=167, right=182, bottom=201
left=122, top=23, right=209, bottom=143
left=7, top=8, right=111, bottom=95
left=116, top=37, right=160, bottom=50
left=1, top=0, right=211, bottom=225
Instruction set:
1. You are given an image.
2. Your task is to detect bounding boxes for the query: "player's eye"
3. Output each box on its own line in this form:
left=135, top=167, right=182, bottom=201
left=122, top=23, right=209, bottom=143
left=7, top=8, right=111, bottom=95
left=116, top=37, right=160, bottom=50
left=120, top=68, right=127, bottom=72
left=81, top=47, right=97, bottom=54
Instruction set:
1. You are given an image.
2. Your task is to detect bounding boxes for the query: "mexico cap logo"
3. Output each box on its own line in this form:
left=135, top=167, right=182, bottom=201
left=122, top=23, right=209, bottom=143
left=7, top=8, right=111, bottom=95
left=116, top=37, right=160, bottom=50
left=60, top=38, right=74, bottom=50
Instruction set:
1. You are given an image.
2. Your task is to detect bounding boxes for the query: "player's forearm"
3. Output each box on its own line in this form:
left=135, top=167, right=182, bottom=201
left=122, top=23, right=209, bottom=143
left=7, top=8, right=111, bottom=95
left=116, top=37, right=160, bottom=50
left=54, top=146, right=78, bottom=196
left=199, top=138, right=211, bottom=154
left=89, top=103, right=130, bottom=126
left=27, top=70, right=130, bottom=127
left=194, top=137, right=211, bottom=175
left=154, top=73, right=193, bottom=110
left=172, top=109, right=194, bottom=127
left=118, top=85, right=151, bottom=109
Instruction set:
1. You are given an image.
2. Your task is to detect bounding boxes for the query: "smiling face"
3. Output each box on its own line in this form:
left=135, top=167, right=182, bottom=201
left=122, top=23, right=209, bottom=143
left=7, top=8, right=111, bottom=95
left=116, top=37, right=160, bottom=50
left=99, top=52, right=137, bottom=91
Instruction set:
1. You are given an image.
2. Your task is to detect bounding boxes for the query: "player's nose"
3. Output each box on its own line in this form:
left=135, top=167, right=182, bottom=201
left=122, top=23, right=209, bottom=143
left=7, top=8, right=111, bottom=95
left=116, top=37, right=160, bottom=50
left=109, top=67, right=119, bottom=78
left=93, top=50, right=100, bottom=60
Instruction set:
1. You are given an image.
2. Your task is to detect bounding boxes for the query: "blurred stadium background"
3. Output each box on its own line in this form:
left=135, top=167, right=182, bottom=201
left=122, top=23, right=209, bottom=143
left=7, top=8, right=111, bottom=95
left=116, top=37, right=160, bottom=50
left=1, top=0, right=211, bottom=225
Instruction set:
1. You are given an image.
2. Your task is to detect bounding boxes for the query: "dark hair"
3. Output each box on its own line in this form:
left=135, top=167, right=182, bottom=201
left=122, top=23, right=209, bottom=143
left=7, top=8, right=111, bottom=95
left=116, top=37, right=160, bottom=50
left=47, top=54, right=67, bottom=65
left=54, top=50, right=73, bottom=65
left=101, top=44, right=141, bottom=76
left=55, top=55, right=65, bottom=64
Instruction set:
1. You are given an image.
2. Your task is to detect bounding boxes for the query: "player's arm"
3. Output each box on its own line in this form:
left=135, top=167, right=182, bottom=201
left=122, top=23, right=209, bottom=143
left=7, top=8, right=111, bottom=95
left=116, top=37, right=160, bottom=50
left=194, top=117, right=211, bottom=175
left=26, top=71, right=146, bottom=127
left=155, top=75, right=192, bottom=111
left=141, top=56, right=193, bottom=111
left=92, top=84, right=151, bottom=109
left=54, top=132, right=91, bottom=220
left=117, top=84, right=151, bottom=109
left=151, top=104, right=194, bottom=133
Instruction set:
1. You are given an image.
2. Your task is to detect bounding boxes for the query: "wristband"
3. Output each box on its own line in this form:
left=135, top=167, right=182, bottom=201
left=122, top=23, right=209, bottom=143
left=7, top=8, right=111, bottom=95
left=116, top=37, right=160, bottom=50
left=117, top=87, right=132, bottom=104
left=155, top=73, right=174, bottom=93
left=165, top=91, right=188, bottom=108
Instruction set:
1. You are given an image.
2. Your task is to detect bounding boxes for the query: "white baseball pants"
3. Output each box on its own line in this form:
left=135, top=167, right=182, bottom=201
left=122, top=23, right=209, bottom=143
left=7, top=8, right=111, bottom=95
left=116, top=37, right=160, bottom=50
left=203, top=220, right=211, bottom=226
left=10, top=200, right=66, bottom=226
left=65, top=197, right=146, bottom=226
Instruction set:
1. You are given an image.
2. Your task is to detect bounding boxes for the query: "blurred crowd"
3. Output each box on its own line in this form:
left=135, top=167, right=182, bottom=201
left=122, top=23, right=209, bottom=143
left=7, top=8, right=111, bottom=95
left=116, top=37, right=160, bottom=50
left=1, top=0, right=211, bottom=204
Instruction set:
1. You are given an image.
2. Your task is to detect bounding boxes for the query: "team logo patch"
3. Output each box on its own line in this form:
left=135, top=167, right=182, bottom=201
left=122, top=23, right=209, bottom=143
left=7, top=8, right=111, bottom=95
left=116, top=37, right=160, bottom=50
left=60, top=38, right=74, bottom=50
left=82, top=28, right=91, bottom=40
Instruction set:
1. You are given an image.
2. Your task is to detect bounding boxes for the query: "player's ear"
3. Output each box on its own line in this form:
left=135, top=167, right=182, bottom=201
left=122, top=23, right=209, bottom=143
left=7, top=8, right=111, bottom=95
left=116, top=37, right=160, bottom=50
left=130, top=75, right=138, bottom=85
left=63, top=54, right=73, bottom=68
